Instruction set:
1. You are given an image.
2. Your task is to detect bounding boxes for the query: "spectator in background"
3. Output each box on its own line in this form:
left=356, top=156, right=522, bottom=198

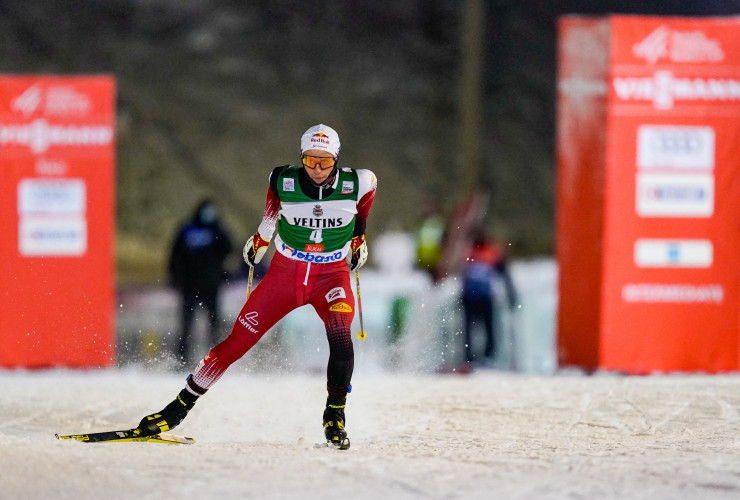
left=169, top=199, right=233, bottom=367
left=415, top=198, right=445, bottom=282
left=461, top=226, right=518, bottom=366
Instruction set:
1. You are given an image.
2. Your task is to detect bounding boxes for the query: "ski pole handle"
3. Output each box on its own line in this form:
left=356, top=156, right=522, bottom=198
left=355, top=270, right=366, bottom=341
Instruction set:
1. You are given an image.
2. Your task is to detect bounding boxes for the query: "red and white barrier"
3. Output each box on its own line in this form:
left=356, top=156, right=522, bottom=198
left=557, top=16, right=740, bottom=372
left=0, top=75, right=116, bottom=368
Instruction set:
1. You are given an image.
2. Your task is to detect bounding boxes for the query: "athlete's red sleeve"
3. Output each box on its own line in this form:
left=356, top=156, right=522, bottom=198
left=353, top=178, right=377, bottom=238
left=257, top=184, right=281, bottom=240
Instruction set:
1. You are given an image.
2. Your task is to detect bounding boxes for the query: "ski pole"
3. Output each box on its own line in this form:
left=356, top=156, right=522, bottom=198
left=246, top=266, right=254, bottom=301
left=355, top=270, right=366, bottom=341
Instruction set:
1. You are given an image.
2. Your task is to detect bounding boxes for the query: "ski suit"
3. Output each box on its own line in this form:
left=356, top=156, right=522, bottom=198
left=186, top=165, right=377, bottom=398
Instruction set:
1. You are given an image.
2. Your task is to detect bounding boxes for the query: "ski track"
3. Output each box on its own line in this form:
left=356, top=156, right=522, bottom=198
left=2, top=370, right=740, bottom=499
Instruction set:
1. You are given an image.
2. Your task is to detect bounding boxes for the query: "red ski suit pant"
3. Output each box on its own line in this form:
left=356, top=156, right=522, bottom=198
left=191, top=252, right=356, bottom=396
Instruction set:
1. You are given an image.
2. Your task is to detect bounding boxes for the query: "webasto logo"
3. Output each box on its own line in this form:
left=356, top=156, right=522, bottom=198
left=0, top=119, right=113, bottom=153
left=281, top=242, right=343, bottom=263
left=613, top=70, right=740, bottom=109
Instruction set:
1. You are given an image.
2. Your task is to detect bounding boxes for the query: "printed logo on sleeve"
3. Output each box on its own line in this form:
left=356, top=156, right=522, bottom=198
left=283, top=178, right=295, bottom=192
left=325, top=287, right=346, bottom=302
left=238, top=311, right=260, bottom=334
left=329, top=302, right=353, bottom=313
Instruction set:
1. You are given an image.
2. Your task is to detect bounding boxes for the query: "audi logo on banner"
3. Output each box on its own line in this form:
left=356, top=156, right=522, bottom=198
left=637, top=125, right=714, bottom=170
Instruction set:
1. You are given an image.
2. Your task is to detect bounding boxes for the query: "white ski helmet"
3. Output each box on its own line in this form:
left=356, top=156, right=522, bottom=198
left=300, top=124, right=340, bottom=158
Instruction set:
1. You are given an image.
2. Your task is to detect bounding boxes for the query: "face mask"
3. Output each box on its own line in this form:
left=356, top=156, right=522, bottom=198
left=200, top=205, right=217, bottom=224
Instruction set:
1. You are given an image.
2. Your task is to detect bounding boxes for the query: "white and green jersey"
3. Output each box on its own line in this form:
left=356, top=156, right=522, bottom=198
left=257, top=166, right=377, bottom=264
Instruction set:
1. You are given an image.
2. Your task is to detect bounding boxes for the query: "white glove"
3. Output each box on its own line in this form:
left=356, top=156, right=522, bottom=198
left=243, top=232, right=269, bottom=267
left=349, top=235, right=368, bottom=272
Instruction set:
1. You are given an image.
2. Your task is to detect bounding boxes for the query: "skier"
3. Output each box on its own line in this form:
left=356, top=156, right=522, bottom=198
left=137, top=124, right=377, bottom=449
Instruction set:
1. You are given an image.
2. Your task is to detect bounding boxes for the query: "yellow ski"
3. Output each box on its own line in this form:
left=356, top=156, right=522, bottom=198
left=55, top=429, right=195, bottom=444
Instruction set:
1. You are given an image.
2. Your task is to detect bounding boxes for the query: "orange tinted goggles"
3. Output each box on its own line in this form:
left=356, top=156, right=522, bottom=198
left=301, top=155, right=337, bottom=170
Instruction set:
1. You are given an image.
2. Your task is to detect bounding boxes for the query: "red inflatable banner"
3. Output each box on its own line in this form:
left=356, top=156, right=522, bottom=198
left=0, top=75, right=116, bottom=368
left=557, top=16, right=740, bottom=372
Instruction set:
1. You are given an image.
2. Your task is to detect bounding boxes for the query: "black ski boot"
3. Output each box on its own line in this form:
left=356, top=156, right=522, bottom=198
left=137, top=389, right=198, bottom=436
left=323, top=394, right=350, bottom=449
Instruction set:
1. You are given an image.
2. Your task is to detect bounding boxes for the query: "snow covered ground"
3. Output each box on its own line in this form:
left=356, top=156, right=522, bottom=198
left=4, top=258, right=740, bottom=498
left=3, top=368, right=740, bottom=499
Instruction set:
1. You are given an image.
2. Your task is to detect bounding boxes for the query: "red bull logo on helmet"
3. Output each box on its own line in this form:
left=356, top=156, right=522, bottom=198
left=311, top=132, right=331, bottom=145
